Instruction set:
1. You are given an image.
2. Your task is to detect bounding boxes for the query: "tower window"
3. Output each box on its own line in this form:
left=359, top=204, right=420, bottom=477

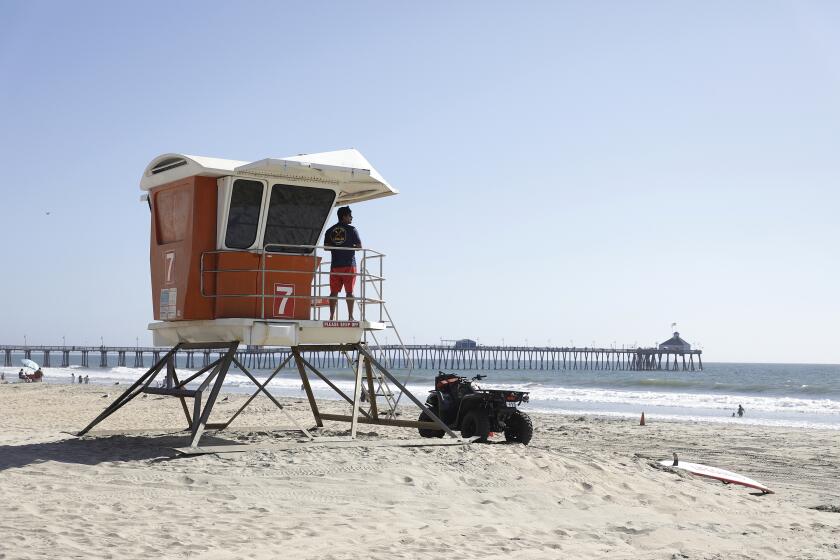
left=263, top=184, right=336, bottom=253
left=224, top=179, right=264, bottom=249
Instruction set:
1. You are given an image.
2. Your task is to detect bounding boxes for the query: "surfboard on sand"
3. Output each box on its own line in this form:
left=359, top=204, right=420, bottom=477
left=659, top=458, right=774, bottom=494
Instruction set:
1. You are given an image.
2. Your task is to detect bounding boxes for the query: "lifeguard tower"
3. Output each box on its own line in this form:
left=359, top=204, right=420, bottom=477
left=78, top=150, right=457, bottom=448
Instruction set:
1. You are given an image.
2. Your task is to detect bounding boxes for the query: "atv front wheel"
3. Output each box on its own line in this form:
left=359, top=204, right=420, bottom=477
left=504, top=410, right=533, bottom=445
left=461, top=410, right=491, bottom=442
left=417, top=411, right=445, bottom=438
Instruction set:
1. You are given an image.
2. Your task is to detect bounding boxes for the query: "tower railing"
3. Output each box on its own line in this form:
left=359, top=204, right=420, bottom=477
left=199, top=243, right=386, bottom=323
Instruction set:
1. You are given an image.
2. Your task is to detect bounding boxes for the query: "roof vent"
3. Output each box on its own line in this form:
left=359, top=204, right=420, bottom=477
left=151, top=157, right=188, bottom=174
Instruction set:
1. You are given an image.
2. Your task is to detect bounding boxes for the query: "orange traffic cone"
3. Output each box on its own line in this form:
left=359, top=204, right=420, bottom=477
left=639, top=412, right=646, bottom=426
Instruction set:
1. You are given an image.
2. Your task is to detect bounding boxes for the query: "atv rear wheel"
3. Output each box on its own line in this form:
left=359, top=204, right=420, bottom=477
left=461, top=409, right=491, bottom=442
left=504, top=410, right=533, bottom=445
left=417, top=411, right=445, bottom=438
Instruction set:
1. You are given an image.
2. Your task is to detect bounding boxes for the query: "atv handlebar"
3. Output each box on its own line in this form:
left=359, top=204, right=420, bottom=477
left=437, top=371, right=486, bottom=383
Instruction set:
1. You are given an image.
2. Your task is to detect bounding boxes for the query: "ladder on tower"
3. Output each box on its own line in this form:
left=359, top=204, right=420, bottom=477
left=360, top=261, right=416, bottom=418
left=344, top=348, right=398, bottom=420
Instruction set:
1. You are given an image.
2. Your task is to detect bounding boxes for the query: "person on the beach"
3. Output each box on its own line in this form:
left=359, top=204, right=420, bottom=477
left=71, top=373, right=75, bottom=384
left=18, top=369, right=24, bottom=379
left=324, top=206, right=362, bottom=321
left=737, top=404, right=745, bottom=417
left=84, top=375, right=89, bottom=384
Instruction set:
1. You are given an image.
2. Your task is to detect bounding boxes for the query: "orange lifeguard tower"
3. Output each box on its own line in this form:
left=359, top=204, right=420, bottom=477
left=78, top=150, right=457, bottom=448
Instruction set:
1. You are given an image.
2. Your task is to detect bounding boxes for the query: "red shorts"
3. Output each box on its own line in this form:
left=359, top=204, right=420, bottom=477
left=330, top=266, right=357, bottom=294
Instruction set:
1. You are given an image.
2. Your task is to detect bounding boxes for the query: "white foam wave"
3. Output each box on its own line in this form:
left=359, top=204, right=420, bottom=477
left=479, top=382, right=840, bottom=416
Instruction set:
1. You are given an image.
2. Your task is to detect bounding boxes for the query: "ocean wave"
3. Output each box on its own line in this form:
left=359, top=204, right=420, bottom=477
left=523, top=407, right=840, bottom=431
left=13, top=365, right=840, bottom=418
left=478, top=382, right=840, bottom=415
left=502, top=376, right=839, bottom=397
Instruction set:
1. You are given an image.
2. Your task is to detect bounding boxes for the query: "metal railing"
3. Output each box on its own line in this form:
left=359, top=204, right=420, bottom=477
left=199, top=244, right=386, bottom=323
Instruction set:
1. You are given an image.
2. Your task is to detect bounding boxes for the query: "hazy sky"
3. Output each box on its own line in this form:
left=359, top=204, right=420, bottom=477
left=1, top=1, right=838, bottom=363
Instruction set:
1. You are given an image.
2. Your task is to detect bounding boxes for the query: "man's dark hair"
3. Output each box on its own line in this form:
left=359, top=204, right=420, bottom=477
left=337, top=206, right=352, bottom=220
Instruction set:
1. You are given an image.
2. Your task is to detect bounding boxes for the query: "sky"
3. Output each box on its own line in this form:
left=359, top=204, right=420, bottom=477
left=1, top=1, right=838, bottom=363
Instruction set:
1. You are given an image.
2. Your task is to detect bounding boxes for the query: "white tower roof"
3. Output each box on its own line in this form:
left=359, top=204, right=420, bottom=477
left=140, top=149, right=398, bottom=204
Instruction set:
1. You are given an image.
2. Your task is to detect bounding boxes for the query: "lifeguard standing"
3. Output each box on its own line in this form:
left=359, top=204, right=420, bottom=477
left=324, top=206, right=361, bottom=321
left=77, top=149, right=456, bottom=447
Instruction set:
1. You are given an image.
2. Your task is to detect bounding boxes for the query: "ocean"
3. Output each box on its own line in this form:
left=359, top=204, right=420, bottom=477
left=4, top=357, right=839, bottom=430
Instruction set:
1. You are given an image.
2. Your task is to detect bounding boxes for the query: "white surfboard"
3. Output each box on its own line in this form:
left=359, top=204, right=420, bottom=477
left=659, top=459, right=774, bottom=494
left=22, top=358, right=40, bottom=370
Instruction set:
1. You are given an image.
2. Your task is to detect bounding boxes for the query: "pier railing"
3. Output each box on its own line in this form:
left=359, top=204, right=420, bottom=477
left=2, top=344, right=702, bottom=372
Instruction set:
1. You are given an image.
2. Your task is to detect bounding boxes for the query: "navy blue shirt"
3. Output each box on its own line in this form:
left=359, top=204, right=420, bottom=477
left=324, top=223, right=362, bottom=268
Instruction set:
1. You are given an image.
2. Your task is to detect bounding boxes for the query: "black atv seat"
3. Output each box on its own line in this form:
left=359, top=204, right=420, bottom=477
left=435, top=374, right=460, bottom=391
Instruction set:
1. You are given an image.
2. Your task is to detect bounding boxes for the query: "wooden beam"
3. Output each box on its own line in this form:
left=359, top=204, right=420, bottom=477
left=298, top=355, right=371, bottom=418
left=292, top=347, right=323, bottom=427
left=364, top=357, right=379, bottom=420
left=319, top=413, right=454, bottom=430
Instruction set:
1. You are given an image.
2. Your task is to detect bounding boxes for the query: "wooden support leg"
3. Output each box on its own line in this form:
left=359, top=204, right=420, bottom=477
left=76, top=345, right=179, bottom=436
left=187, top=342, right=238, bottom=447
left=191, top=391, right=203, bottom=436
left=166, top=354, right=176, bottom=388
left=350, top=353, right=364, bottom=439
left=169, top=357, right=227, bottom=426
left=364, top=357, right=379, bottom=420
left=170, top=370, right=195, bottom=427
left=292, top=347, right=323, bottom=427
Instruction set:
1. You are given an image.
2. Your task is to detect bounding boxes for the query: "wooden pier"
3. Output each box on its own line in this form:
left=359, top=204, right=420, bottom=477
left=1, top=344, right=702, bottom=372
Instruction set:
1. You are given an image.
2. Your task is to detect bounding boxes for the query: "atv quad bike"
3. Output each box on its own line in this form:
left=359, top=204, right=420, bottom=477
left=417, top=372, right=533, bottom=444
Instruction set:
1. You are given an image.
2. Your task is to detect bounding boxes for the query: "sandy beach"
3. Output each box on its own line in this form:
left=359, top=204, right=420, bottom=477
left=1, top=382, right=838, bottom=559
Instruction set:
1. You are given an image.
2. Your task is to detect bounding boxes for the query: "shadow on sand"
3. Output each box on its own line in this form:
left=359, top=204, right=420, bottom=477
left=0, top=433, right=236, bottom=472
